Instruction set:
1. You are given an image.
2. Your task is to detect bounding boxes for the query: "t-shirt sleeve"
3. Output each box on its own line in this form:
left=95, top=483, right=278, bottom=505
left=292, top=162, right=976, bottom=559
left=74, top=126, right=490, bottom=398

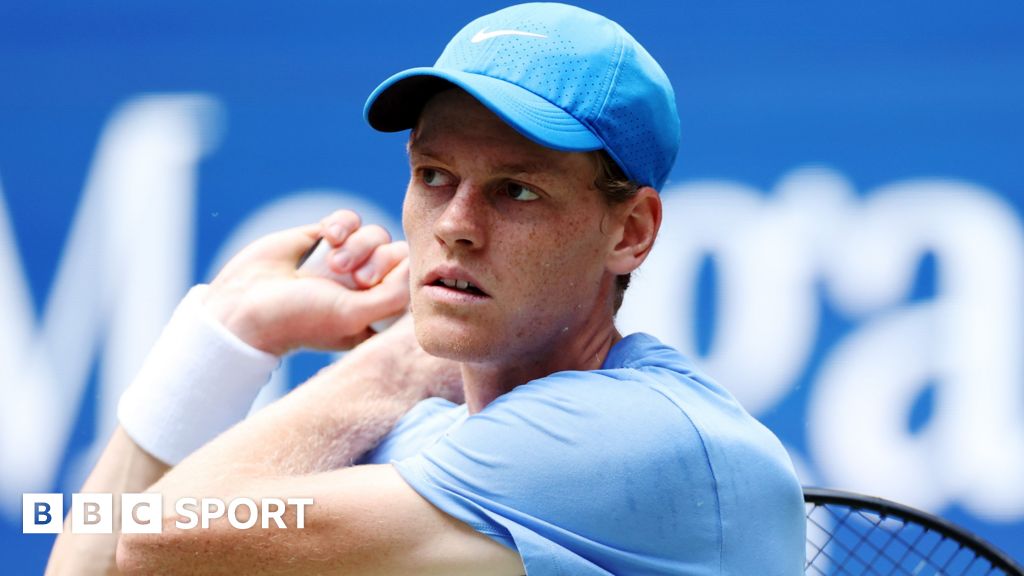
left=391, top=371, right=723, bottom=575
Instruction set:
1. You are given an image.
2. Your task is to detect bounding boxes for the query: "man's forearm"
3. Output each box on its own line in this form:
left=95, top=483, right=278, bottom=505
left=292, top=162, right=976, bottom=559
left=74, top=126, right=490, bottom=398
left=146, top=315, right=457, bottom=499
left=48, top=361, right=417, bottom=576
left=156, top=358, right=422, bottom=489
left=115, top=351, right=434, bottom=574
left=46, top=427, right=169, bottom=576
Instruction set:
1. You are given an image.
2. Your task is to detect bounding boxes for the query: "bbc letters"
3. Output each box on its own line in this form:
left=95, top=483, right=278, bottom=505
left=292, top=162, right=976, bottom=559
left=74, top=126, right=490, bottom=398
left=23, top=493, right=313, bottom=533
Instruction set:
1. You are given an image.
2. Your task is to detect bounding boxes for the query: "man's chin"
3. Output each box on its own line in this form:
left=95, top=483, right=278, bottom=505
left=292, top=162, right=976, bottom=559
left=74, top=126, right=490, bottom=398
left=414, top=320, right=499, bottom=364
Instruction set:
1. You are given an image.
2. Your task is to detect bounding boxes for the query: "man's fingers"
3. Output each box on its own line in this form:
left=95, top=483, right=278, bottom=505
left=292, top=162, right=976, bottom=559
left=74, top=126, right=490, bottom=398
left=319, top=210, right=362, bottom=246
left=327, top=224, right=392, bottom=273
left=217, top=223, right=322, bottom=279
left=208, top=210, right=411, bottom=354
left=335, top=258, right=410, bottom=328
left=352, top=241, right=409, bottom=287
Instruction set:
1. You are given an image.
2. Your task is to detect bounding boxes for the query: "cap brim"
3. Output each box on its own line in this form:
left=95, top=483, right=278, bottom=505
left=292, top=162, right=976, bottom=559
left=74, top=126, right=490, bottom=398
left=364, top=67, right=603, bottom=152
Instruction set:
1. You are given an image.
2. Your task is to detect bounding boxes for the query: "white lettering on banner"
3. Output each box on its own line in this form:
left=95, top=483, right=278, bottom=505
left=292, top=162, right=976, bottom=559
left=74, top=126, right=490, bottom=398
left=808, top=179, right=1024, bottom=519
left=0, top=95, right=221, bottom=519
left=0, top=94, right=401, bottom=522
left=619, top=167, right=1024, bottom=520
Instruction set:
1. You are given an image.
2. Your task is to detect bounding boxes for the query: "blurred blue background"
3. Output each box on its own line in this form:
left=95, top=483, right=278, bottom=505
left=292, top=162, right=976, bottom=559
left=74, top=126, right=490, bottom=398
left=2, top=0, right=1022, bottom=571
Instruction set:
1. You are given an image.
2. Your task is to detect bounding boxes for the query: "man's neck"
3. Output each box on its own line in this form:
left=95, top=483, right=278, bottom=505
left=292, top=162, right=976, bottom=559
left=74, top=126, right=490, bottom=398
left=460, top=318, right=622, bottom=414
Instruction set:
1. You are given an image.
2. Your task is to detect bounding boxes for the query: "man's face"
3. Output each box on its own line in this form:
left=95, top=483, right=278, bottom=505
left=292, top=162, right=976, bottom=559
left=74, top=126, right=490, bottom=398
left=403, top=89, right=619, bottom=364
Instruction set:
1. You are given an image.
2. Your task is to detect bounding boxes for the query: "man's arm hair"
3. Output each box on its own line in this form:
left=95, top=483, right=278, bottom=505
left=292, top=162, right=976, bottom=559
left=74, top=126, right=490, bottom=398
left=45, top=428, right=169, bottom=576
left=115, top=328, right=523, bottom=576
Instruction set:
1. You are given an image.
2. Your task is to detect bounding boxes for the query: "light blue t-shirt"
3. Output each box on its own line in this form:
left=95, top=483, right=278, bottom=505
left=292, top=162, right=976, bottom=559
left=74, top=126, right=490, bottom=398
left=362, top=333, right=806, bottom=575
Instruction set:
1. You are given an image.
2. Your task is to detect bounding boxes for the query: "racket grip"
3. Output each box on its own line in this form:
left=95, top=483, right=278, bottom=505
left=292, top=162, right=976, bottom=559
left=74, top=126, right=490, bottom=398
left=297, top=238, right=402, bottom=332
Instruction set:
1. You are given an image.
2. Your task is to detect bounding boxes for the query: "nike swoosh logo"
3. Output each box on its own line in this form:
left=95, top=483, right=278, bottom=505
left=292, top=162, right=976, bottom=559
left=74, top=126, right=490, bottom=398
left=470, top=28, right=548, bottom=43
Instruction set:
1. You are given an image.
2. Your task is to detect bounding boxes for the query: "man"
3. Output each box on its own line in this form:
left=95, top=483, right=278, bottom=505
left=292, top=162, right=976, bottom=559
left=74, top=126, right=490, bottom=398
left=48, top=3, right=805, bottom=574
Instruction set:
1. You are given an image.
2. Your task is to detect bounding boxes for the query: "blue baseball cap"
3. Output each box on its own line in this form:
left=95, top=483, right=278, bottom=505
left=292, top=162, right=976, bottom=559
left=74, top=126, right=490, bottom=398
left=364, top=2, right=680, bottom=190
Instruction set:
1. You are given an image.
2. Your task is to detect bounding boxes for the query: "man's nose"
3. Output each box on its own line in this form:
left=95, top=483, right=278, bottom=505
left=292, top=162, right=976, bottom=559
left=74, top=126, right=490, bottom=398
left=434, top=183, right=488, bottom=250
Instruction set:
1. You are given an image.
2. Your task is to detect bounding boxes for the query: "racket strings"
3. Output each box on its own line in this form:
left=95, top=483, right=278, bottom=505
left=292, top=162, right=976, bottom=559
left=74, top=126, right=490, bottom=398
left=805, top=501, right=1005, bottom=575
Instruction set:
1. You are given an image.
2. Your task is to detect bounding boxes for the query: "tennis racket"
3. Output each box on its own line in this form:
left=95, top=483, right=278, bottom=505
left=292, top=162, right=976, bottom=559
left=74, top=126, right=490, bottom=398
left=804, top=487, right=1023, bottom=575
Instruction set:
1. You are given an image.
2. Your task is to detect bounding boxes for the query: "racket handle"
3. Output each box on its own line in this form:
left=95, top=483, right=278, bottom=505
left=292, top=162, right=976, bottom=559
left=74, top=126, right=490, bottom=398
left=297, top=238, right=402, bottom=332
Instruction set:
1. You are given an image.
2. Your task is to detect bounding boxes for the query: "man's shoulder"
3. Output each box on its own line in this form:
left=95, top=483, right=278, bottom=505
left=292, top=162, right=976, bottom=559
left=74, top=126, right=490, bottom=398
left=497, top=333, right=799, bottom=482
left=472, top=335, right=733, bottom=466
left=383, top=335, right=805, bottom=573
left=496, top=332, right=736, bottom=429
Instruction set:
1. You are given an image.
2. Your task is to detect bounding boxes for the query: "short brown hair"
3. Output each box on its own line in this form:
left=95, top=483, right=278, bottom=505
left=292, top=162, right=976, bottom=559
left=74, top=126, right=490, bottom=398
left=591, top=151, right=641, bottom=313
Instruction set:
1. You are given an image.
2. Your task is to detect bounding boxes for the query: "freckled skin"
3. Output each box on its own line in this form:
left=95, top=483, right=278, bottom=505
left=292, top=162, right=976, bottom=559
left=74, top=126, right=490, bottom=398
left=403, top=89, right=625, bottom=409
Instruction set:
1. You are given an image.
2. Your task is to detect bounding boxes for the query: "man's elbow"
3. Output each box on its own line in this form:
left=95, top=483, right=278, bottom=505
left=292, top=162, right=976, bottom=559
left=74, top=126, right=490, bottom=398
left=116, top=528, right=205, bottom=575
left=115, top=532, right=152, bottom=575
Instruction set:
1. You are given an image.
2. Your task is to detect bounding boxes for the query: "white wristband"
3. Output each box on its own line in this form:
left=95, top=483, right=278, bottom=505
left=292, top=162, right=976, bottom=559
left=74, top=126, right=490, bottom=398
left=118, top=284, right=280, bottom=465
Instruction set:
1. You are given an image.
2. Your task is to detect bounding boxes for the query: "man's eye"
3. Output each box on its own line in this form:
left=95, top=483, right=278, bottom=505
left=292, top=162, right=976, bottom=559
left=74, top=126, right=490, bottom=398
left=422, top=169, right=453, bottom=187
left=505, top=182, right=540, bottom=202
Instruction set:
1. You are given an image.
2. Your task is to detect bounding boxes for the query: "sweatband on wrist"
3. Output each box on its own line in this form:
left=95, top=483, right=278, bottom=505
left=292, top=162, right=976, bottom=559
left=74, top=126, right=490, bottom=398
left=118, top=284, right=280, bottom=465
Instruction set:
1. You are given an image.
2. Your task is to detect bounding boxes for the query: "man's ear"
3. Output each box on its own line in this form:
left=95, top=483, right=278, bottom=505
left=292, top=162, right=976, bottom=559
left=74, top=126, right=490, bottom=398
left=606, top=186, right=662, bottom=275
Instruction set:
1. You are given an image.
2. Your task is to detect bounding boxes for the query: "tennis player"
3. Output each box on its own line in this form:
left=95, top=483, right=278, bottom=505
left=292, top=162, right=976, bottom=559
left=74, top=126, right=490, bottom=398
left=48, top=3, right=805, bottom=574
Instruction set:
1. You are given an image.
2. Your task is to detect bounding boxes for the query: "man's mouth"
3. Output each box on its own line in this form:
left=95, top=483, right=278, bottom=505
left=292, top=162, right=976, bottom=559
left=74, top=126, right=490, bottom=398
left=432, top=277, right=488, bottom=297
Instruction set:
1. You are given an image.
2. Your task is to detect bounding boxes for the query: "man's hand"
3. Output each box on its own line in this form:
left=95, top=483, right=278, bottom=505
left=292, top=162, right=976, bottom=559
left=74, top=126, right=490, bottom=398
left=203, top=210, right=409, bottom=355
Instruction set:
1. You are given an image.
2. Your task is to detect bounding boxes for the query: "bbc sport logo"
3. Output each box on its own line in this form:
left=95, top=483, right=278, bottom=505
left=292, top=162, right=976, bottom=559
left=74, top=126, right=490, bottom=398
left=22, top=493, right=313, bottom=534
